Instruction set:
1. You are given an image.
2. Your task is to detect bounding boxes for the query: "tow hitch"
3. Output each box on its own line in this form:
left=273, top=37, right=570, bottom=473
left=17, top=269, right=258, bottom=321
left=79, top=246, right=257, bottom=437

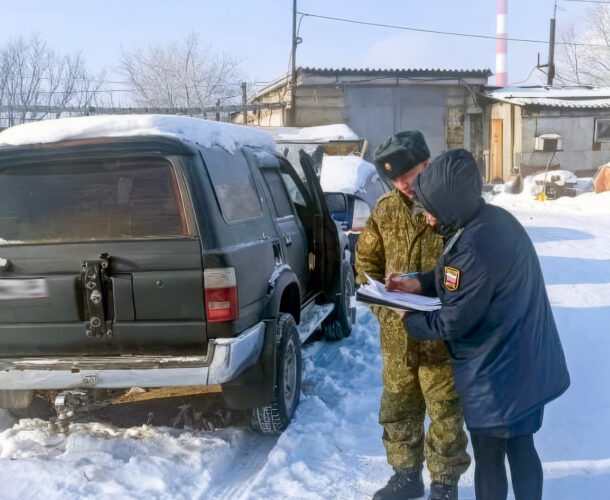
left=52, top=390, right=108, bottom=432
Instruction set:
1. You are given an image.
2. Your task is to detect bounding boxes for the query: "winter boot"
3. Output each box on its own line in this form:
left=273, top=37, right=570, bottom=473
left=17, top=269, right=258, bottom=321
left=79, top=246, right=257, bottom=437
left=428, top=482, right=458, bottom=500
left=372, top=468, right=424, bottom=499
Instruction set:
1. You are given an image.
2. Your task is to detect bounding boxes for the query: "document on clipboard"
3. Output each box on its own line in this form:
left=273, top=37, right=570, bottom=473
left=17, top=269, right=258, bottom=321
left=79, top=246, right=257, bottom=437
left=356, top=274, right=442, bottom=312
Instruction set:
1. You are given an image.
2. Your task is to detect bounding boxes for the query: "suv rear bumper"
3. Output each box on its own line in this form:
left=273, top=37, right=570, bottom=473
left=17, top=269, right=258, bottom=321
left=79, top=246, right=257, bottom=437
left=0, top=322, right=266, bottom=390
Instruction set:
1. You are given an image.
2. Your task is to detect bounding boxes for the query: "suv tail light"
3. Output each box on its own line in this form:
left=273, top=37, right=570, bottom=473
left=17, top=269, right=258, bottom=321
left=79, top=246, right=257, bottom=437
left=204, top=267, right=238, bottom=322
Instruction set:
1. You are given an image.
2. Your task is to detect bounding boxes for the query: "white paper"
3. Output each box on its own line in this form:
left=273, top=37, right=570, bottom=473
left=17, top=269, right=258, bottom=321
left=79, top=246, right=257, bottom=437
left=357, top=274, right=441, bottom=311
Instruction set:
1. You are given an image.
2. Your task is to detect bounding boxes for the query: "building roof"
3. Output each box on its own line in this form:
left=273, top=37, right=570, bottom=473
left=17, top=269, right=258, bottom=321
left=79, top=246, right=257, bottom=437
left=484, top=86, right=610, bottom=109
left=249, top=67, right=491, bottom=102
left=300, top=67, right=492, bottom=78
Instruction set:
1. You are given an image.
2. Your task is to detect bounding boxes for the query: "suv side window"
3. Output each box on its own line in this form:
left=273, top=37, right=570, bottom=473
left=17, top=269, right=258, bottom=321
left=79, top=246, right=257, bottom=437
left=280, top=173, right=307, bottom=208
left=278, top=158, right=314, bottom=209
left=261, top=169, right=294, bottom=218
left=200, top=147, right=262, bottom=222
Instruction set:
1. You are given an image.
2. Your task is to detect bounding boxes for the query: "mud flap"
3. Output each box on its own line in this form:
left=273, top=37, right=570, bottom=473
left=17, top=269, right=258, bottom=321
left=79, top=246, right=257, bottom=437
left=220, top=319, right=277, bottom=410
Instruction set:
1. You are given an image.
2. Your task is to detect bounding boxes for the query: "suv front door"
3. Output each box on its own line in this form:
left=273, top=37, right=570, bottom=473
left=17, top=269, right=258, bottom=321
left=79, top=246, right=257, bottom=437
left=297, top=150, right=342, bottom=296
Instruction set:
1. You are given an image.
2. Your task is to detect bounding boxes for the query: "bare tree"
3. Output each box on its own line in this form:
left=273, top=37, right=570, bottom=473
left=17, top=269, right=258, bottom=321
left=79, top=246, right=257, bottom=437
left=557, top=5, right=610, bottom=86
left=119, top=33, right=242, bottom=111
left=0, top=35, right=105, bottom=127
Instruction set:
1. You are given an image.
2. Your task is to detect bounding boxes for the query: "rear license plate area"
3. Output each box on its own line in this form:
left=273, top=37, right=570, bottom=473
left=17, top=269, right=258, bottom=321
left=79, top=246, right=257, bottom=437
left=0, top=279, right=49, bottom=300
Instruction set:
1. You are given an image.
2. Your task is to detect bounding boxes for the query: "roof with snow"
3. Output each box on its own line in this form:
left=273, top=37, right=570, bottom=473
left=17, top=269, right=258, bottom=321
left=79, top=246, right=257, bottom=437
left=0, top=115, right=277, bottom=152
left=300, top=67, right=492, bottom=78
left=249, top=67, right=491, bottom=102
left=484, top=87, right=610, bottom=109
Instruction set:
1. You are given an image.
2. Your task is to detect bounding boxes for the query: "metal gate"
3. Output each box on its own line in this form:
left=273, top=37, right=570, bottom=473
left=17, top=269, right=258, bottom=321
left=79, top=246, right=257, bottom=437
left=345, top=85, right=448, bottom=158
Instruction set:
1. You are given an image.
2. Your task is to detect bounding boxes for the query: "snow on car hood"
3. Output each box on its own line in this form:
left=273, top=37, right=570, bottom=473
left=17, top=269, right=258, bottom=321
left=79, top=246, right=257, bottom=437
left=0, top=115, right=277, bottom=153
left=319, top=155, right=376, bottom=195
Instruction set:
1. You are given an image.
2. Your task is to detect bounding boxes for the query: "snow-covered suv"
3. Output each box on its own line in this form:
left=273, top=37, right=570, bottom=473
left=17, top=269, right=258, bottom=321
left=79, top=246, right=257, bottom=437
left=0, top=115, right=355, bottom=433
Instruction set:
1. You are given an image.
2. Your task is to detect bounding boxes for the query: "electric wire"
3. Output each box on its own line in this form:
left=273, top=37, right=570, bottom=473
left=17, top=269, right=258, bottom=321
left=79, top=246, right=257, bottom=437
left=296, top=11, right=609, bottom=48
left=508, top=66, right=542, bottom=86
left=562, top=0, right=610, bottom=4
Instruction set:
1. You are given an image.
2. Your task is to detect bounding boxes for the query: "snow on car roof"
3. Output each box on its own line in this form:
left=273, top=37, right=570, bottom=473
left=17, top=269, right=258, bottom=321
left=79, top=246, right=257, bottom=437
left=0, top=114, right=277, bottom=153
left=320, top=155, right=377, bottom=195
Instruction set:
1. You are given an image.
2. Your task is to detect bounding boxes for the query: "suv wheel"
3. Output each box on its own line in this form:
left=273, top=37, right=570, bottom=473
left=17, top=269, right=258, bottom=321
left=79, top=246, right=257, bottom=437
left=324, top=260, right=355, bottom=341
left=251, top=313, right=302, bottom=434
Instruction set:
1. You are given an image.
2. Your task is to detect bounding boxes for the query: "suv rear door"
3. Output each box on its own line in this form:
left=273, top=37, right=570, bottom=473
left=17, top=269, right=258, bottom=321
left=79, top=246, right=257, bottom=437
left=0, top=149, right=206, bottom=357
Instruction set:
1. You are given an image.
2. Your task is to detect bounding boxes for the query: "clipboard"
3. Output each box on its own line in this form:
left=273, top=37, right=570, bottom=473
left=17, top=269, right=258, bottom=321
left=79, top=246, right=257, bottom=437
left=356, top=274, right=442, bottom=312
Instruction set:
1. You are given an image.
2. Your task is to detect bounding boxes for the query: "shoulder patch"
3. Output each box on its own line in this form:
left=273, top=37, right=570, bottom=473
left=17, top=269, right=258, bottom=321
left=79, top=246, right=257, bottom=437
left=444, top=267, right=460, bottom=291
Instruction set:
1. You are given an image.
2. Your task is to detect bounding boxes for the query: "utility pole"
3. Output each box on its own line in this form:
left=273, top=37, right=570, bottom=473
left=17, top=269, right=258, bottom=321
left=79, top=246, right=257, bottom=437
left=547, top=1, right=557, bottom=86
left=538, top=1, right=557, bottom=86
left=289, top=0, right=301, bottom=126
left=241, top=82, right=248, bottom=125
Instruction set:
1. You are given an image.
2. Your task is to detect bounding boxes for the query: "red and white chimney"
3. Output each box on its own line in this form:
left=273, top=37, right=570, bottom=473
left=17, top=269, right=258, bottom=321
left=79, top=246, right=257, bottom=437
left=496, top=0, right=508, bottom=87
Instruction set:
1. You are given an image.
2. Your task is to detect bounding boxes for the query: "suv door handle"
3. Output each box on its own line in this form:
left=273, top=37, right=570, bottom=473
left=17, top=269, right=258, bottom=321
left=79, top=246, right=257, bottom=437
left=284, top=234, right=293, bottom=246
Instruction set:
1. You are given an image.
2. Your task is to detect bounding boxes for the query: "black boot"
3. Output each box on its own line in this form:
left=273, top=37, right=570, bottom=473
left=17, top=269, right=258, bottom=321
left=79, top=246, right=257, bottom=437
left=428, top=482, right=458, bottom=500
left=373, top=468, right=424, bottom=499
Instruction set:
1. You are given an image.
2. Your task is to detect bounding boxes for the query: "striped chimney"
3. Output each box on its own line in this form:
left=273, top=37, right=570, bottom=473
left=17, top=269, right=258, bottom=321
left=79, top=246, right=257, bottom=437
left=496, top=0, right=508, bottom=87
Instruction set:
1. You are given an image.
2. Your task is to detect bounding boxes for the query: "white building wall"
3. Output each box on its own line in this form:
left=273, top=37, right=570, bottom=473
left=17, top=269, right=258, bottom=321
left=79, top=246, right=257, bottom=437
left=520, top=110, right=610, bottom=174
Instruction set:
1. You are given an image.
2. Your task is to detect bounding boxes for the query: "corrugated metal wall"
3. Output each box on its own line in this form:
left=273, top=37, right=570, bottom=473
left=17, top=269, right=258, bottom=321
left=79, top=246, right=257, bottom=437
left=346, top=85, right=448, bottom=158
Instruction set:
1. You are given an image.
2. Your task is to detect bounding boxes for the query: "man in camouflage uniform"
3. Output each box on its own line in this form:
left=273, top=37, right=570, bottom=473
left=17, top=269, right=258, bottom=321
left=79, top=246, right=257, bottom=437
left=356, top=131, right=470, bottom=500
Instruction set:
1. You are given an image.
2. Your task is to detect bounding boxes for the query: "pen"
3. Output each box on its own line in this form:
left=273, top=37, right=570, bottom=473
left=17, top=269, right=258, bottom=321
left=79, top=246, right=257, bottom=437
left=396, top=272, right=419, bottom=279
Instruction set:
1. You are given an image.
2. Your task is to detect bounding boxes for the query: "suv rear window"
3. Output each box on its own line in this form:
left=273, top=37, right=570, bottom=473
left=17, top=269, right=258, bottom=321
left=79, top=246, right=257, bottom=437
left=0, top=159, right=188, bottom=245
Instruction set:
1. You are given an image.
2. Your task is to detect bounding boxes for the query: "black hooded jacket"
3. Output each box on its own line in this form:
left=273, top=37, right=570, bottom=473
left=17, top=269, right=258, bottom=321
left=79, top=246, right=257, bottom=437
left=405, top=149, right=570, bottom=430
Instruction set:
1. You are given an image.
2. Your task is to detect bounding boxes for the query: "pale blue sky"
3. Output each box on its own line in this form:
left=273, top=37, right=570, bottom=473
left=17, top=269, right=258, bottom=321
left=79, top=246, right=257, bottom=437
left=0, top=0, right=592, bottom=90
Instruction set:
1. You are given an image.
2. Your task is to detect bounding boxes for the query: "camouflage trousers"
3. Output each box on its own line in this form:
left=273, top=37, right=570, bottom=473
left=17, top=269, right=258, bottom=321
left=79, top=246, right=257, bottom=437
left=376, top=308, right=471, bottom=484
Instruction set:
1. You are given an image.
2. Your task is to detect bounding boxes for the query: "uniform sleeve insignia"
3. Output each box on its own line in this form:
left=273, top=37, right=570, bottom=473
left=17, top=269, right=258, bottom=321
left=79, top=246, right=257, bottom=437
left=444, top=267, right=460, bottom=291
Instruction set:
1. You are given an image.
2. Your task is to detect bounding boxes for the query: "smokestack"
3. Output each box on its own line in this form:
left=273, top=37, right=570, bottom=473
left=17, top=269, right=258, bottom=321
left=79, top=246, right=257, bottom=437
left=496, top=0, right=508, bottom=87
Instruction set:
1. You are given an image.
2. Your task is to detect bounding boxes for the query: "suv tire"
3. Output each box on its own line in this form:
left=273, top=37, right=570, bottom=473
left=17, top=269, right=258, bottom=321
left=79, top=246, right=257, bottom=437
left=324, top=260, right=355, bottom=341
left=251, top=313, right=302, bottom=434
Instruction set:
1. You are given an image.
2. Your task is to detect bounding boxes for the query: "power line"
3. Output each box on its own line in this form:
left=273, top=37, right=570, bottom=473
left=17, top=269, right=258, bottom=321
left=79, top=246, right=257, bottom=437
left=297, top=11, right=609, bottom=47
left=562, top=0, right=610, bottom=4
left=508, top=66, right=541, bottom=86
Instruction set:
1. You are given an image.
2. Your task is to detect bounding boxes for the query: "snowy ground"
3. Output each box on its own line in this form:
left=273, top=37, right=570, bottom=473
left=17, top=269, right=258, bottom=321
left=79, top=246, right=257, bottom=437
left=1, top=192, right=609, bottom=499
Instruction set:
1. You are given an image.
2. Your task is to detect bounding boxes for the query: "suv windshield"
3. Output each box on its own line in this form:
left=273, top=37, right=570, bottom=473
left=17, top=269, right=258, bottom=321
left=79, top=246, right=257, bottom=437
left=0, top=158, right=188, bottom=245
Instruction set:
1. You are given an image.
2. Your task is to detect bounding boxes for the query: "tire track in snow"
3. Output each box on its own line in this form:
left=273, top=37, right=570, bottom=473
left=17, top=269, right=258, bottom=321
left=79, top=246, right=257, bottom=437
left=201, top=432, right=278, bottom=500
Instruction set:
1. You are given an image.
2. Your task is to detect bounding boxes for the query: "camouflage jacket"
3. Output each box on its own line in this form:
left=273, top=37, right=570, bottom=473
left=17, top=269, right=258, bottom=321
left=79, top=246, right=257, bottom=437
left=355, top=189, right=449, bottom=366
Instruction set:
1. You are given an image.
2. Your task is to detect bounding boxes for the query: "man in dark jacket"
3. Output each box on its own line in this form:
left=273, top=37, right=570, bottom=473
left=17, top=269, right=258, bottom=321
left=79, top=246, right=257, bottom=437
left=389, top=149, right=570, bottom=500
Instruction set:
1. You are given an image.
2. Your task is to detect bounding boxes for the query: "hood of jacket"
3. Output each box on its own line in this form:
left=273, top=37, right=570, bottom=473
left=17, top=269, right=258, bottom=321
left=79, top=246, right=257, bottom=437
left=413, top=149, right=484, bottom=230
